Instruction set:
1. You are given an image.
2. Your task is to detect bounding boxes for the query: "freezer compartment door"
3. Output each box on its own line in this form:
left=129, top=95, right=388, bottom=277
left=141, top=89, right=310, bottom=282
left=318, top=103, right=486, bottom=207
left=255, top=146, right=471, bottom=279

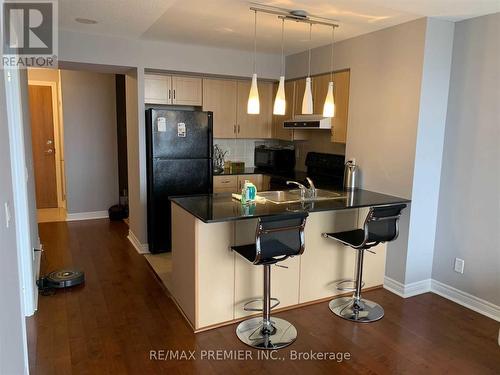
left=147, top=158, right=212, bottom=253
left=151, top=110, right=212, bottom=159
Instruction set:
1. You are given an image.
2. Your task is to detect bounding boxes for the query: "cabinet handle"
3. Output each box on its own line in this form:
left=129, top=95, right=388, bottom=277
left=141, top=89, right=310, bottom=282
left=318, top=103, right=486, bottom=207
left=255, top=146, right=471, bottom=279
left=168, top=89, right=171, bottom=100
left=233, top=125, right=236, bottom=134
left=238, top=124, right=240, bottom=133
left=173, top=90, right=176, bottom=100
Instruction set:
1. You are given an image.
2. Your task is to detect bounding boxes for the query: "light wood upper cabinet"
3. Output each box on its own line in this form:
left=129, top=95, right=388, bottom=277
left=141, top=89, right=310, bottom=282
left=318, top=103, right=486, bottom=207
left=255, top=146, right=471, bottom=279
left=272, top=80, right=295, bottom=141
left=144, top=73, right=202, bottom=106
left=237, top=81, right=273, bottom=139
left=312, top=70, right=350, bottom=143
left=202, top=78, right=238, bottom=138
left=144, top=74, right=171, bottom=104
left=331, top=70, right=350, bottom=143
left=172, top=76, right=202, bottom=106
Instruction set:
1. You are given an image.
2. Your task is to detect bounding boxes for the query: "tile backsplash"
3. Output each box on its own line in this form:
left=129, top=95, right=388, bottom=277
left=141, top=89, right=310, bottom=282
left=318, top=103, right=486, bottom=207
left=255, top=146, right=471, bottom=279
left=213, top=139, right=258, bottom=167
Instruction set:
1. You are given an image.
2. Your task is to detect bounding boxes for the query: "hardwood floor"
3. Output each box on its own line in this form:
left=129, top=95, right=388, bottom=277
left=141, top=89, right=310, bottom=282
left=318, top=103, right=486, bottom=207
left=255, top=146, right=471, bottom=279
left=28, top=220, right=500, bottom=375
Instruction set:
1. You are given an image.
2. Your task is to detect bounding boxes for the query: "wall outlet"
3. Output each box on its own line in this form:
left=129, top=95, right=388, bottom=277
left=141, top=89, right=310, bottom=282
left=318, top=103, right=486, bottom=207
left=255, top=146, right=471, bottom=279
left=4, top=202, right=11, bottom=228
left=454, top=258, right=465, bottom=274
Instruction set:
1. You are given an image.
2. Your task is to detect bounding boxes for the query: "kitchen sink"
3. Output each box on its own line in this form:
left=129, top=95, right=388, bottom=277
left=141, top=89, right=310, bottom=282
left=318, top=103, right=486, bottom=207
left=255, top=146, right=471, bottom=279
left=258, top=189, right=344, bottom=204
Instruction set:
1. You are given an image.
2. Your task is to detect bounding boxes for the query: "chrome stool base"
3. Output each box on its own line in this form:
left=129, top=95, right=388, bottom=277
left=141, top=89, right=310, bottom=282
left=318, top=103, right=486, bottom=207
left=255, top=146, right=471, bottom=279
left=236, top=317, right=297, bottom=349
left=329, top=296, right=384, bottom=323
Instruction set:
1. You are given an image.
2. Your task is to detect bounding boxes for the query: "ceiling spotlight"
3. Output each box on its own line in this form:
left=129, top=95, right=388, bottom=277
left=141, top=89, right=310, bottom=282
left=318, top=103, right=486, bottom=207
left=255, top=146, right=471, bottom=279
left=75, top=18, right=98, bottom=25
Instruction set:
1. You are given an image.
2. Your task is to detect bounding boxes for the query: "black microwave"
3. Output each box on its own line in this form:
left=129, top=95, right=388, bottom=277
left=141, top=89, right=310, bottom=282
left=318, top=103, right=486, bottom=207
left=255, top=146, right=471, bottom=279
left=254, top=146, right=295, bottom=172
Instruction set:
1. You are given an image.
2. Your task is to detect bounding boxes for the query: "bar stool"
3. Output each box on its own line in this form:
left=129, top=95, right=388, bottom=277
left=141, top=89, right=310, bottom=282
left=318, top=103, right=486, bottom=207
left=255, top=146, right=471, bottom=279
left=232, top=212, right=308, bottom=349
left=322, top=204, right=406, bottom=323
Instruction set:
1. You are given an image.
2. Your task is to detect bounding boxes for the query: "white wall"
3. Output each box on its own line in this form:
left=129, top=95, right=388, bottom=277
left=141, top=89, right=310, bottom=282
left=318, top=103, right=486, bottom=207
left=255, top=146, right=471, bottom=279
left=286, top=19, right=428, bottom=283
left=0, top=73, right=29, bottom=374
left=60, top=70, right=119, bottom=214
left=59, top=29, right=282, bottom=79
left=432, top=13, right=500, bottom=305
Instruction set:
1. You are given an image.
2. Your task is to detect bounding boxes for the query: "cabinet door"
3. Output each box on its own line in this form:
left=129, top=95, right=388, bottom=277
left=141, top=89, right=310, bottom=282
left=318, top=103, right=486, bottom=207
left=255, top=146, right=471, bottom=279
left=331, top=70, right=350, bottom=143
left=313, top=73, right=331, bottom=115
left=144, top=74, right=171, bottom=104
left=236, top=81, right=272, bottom=139
left=272, top=80, right=294, bottom=141
left=213, top=175, right=238, bottom=193
left=202, top=78, right=237, bottom=138
left=172, top=76, right=202, bottom=106
left=237, top=174, right=263, bottom=191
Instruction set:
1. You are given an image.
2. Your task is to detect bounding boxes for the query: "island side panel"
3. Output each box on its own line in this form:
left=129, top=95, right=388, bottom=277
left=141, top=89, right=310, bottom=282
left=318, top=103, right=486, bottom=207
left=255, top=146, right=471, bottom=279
left=196, top=219, right=235, bottom=329
left=171, top=202, right=197, bottom=328
left=299, top=209, right=387, bottom=303
left=234, top=219, right=300, bottom=319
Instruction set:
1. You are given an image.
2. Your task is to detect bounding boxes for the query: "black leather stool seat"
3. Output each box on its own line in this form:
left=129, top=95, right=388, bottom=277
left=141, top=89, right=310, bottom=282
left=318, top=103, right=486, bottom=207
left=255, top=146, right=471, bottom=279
left=232, top=239, right=297, bottom=265
left=324, top=229, right=388, bottom=249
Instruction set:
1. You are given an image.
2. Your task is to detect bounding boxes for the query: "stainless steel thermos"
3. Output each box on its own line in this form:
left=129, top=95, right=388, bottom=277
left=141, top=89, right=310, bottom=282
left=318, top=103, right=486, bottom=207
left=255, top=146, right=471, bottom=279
left=344, top=159, right=358, bottom=190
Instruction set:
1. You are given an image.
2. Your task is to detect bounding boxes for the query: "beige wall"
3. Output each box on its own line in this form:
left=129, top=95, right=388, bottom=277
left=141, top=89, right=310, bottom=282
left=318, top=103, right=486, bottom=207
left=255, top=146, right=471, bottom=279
left=432, top=13, right=500, bottom=305
left=60, top=70, right=119, bottom=214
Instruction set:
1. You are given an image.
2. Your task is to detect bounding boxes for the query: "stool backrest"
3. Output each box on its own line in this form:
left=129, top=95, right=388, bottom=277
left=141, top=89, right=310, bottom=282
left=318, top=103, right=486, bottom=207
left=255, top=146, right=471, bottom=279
left=255, top=212, right=308, bottom=264
left=363, top=204, right=407, bottom=246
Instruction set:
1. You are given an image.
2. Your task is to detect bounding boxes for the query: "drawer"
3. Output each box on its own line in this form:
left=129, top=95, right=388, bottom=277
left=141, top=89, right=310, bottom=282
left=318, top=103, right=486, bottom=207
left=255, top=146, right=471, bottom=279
left=213, top=175, right=238, bottom=191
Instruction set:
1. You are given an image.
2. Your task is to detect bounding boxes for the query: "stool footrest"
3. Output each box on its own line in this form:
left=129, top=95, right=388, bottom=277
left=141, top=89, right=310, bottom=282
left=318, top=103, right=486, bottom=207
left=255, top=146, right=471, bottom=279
left=336, top=279, right=365, bottom=292
left=243, top=298, right=280, bottom=312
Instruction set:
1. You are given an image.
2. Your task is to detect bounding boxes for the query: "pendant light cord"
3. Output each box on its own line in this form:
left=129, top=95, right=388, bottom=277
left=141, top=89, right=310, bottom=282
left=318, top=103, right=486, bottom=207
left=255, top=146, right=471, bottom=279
left=280, top=18, right=285, bottom=76
left=253, top=10, right=257, bottom=74
left=330, top=26, right=335, bottom=81
left=308, top=23, right=312, bottom=77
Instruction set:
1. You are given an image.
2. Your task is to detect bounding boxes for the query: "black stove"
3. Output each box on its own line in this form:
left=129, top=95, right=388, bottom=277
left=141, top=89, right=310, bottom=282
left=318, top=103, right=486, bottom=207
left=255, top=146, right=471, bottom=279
left=268, top=152, right=345, bottom=190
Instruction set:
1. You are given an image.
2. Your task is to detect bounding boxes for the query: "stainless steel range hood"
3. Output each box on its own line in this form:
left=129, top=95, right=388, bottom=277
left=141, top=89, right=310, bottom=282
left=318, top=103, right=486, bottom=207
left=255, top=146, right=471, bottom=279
left=283, top=115, right=332, bottom=130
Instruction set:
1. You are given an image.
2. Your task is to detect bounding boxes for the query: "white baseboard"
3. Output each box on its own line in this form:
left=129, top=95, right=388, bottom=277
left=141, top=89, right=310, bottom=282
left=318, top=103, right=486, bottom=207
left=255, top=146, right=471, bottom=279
left=127, top=230, right=149, bottom=254
left=66, top=210, right=109, bottom=221
left=384, top=276, right=500, bottom=322
left=430, top=279, right=500, bottom=322
left=384, top=276, right=431, bottom=298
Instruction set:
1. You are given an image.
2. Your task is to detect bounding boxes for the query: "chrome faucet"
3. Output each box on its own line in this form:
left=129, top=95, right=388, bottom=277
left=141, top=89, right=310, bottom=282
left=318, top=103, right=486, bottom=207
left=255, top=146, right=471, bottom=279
left=306, top=177, right=317, bottom=197
left=286, top=180, right=308, bottom=198
left=286, top=178, right=317, bottom=199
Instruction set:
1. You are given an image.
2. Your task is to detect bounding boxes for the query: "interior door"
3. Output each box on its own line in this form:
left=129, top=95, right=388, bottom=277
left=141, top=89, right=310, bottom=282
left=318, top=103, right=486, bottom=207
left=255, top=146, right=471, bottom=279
left=28, top=85, right=58, bottom=208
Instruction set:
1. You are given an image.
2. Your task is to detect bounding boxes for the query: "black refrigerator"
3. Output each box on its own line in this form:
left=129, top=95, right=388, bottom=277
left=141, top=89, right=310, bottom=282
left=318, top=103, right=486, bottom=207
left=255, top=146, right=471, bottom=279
left=145, top=109, right=213, bottom=253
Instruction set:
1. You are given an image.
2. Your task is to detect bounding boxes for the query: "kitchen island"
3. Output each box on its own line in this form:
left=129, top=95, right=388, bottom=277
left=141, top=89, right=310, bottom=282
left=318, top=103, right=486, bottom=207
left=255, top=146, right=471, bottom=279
left=169, top=189, right=409, bottom=332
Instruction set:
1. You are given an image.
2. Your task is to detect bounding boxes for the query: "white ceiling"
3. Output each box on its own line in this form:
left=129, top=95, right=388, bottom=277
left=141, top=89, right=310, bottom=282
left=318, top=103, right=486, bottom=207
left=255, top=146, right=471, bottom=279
left=59, top=0, right=500, bottom=55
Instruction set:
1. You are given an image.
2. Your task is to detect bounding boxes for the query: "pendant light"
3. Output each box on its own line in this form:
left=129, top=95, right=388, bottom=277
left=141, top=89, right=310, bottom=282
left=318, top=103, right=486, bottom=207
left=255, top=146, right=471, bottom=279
left=323, top=26, right=336, bottom=118
left=302, top=23, right=313, bottom=115
left=247, top=10, right=260, bottom=115
left=273, top=18, right=286, bottom=115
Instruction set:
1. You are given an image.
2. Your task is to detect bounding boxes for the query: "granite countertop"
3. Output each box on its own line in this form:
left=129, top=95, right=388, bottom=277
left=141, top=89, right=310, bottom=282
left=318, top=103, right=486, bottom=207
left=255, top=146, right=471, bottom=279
left=170, top=189, right=410, bottom=223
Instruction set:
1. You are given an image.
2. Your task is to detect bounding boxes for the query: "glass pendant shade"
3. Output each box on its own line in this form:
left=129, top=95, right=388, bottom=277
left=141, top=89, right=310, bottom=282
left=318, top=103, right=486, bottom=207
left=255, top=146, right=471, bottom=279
left=247, top=73, right=260, bottom=114
left=323, top=81, right=335, bottom=117
left=273, top=76, right=286, bottom=115
left=302, top=77, right=313, bottom=114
